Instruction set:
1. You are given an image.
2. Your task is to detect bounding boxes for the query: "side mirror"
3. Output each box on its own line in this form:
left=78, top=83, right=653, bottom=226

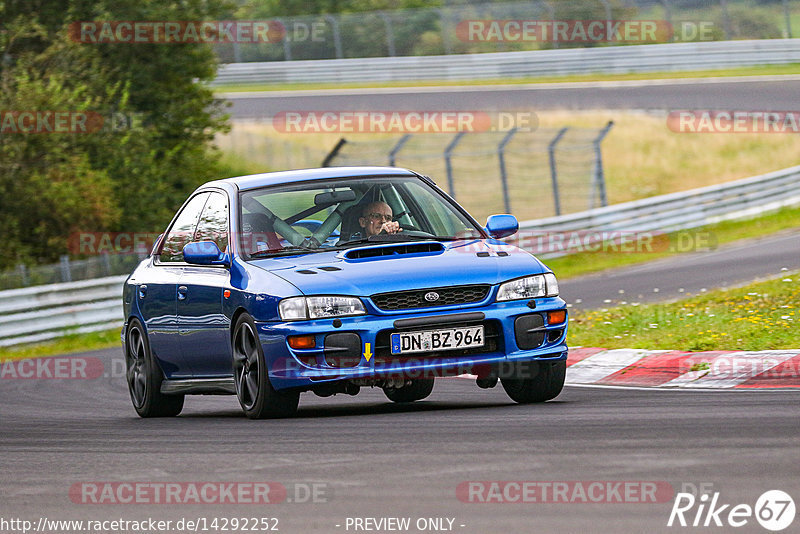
left=485, top=214, right=519, bottom=239
left=183, top=241, right=230, bottom=266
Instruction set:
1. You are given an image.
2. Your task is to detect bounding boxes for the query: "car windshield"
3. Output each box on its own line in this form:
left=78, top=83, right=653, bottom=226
left=238, top=175, right=484, bottom=259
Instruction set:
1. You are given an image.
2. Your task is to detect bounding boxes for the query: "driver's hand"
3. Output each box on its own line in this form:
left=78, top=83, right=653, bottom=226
left=380, top=221, right=402, bottom=234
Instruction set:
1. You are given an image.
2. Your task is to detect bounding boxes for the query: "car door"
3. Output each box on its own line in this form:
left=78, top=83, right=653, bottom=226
left=177, top=190, right=233, bottom=377
left=141, top=192, right=209, bottom=378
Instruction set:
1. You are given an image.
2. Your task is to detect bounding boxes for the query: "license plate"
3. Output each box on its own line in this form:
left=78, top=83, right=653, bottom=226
left=390, top=326, right=484, bottom=355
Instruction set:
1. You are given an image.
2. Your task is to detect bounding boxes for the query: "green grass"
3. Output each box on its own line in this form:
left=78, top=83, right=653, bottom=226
left=546, top=205, right=800, bottom=280
left=217, top=150, right=267, bottom=178
left=0, top=329, right=122, bottom=361
left=568, top=272, right=800, bottom=351
left=212, top=64, right=800, bottom=93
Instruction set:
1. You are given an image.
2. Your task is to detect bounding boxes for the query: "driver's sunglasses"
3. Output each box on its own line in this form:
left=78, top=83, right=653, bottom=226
left=367, top=213, right=393, bottom=222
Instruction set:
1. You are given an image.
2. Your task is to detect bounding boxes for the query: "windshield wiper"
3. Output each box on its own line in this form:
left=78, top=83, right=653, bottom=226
left=249, top=246, right=321, bottom=258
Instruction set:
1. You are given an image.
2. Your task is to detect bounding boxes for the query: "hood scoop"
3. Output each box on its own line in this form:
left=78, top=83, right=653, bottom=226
left=343, top=242, right=445, bottom=260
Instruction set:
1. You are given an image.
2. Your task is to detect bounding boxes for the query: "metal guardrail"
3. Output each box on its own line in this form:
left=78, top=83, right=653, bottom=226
left=0, top=252, right=144, bottom=291
left=0, top=275, right=126, bottom=347
left=212, top=39, right=800, bottom=85
left=1, top=164, right=799, bottom=347
left=515, top=164, right=800, bottom=258
left=218, top=0, right=800, bottom=63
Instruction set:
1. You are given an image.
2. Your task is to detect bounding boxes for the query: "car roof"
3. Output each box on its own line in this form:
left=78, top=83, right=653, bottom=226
left=203, top=166, right=420, bottom=192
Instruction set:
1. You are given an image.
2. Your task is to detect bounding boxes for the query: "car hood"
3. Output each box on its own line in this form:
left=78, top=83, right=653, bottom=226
left=248, top=240, right=547, bottom=296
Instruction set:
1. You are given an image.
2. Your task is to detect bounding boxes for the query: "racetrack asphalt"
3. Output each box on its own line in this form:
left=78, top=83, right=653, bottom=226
left=1, top=348, right=798, bottom=534
left=3, top=76, right=799, bottom=534
left=2, top=230, right=799, bottom=532
left=3, top=216, right=798, bottom=534
left=559, top=229, right=800, bottom=310
left=223, top=77, right=800, bottom=117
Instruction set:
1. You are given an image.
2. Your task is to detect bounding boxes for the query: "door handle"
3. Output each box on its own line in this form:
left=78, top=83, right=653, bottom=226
left=177, top=286, right=188, bottom=300
left=138, top=285, right=147, bottom=299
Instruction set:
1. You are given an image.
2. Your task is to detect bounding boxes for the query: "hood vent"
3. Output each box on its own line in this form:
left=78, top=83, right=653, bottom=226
left=343, top=242, right=445, bottom=260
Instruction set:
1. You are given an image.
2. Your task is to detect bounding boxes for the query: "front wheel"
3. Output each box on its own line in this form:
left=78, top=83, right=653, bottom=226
left=383, top=378, right=435, bottom=403
left=501, top=360, right=566, bottom=404
left=125, top=319, right=184, bottom=417
left=232, top=314, right=299, bottom=419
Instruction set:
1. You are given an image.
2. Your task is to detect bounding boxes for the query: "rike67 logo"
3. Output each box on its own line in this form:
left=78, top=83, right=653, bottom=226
left=668, top=489, right=795, bottom=531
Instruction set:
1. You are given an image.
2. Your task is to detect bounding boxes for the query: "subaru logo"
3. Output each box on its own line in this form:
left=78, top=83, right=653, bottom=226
left=424, top=291, right=440, bottom=302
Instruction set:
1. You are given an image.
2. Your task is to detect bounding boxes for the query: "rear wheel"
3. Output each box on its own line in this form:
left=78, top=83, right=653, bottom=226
left=125, top=319, right=184, bottom=417
left=383, top=378, right=435, bottom=403
left=232, top=313, right=299, bottom=419
left=501, top=360, right=566, bottom=404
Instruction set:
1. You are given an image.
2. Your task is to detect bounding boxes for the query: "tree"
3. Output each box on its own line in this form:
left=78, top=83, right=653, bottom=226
left=0, top=0, right=231, bottom=268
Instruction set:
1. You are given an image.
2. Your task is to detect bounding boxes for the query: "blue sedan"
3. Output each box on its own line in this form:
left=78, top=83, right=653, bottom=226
left=123, top=167, right=568, bottom=418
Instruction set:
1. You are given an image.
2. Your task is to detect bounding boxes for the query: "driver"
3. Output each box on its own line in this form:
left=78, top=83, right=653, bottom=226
left=358, top=201, right=401, bottom=237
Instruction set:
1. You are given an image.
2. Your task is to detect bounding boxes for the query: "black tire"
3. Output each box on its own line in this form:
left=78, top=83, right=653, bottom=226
left=501, top=360, right=566, bottom=404
left=125, top=319, right=184, bottom=417
left=232, top=313, right=299, bottom=419
left=383, top=378, right=435, bottom=403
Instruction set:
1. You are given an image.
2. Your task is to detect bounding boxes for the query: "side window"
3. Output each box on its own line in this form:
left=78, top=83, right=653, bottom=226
left=159, top=193, right=210, bottom=263
left=193, top=192, right=229, bottom=253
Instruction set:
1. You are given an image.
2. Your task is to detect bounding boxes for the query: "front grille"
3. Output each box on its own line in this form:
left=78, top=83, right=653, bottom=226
left=372, top=320, right=501, bottom=365
left=371, top=284, right=490, bottom=311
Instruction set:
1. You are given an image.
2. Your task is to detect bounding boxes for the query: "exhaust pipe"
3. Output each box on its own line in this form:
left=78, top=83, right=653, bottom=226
left=476, top=376, right=498, bottom=389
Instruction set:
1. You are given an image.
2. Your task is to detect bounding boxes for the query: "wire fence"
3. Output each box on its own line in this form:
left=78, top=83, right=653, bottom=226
left=216, top=0, right=800, bottom=63
left=0, top=253, right=144, bottom=291
left=217, top=122, right=616, bottom=222
left=322, top=125, right=613, bottom=223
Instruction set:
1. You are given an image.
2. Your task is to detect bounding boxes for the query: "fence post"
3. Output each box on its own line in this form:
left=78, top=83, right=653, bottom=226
left=276, top=18, right=292, bottom=61
left=783, top=0, right=793, bottom=38
left=497, top=128, right=518, bottom=214
left=548, top=127, right=569, bottom=216
left=719, top=0, right=732, bottom=39
left=539, top=1, right=557, bottom=48
left=324, top=15, right=344, bottom=59
left=322, top=138, right=348, bottom=167
left=60, top=255, right=72, bottom=283
left=444, top=132, right=466, bottom=198
left=435, top=8, right=452, bottom=55
left=17, top=264, right=29, bottom=287
left=101, top=252, right=111, bottom=276
left=598, top=0, right=612, bottom=25
left=388, top=134, right=412, bottom=166
left=591, top=121, right=614, bottom=209
left=232, top=42, right=242, bottom=63
left=659, top=0, right=672, bottom=40
left=379, top=12, right=397, bottom=57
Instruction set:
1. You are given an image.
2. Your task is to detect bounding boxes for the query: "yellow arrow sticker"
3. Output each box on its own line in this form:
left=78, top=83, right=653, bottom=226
left=363, top=342, right=373, bottom=362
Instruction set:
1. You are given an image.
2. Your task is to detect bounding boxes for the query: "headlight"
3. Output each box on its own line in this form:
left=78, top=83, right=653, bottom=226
left=497, top=273, right=559, bottom=301
left=279, top=296, right=366, bottom=320
left=543, top=272, right=559, bottom=296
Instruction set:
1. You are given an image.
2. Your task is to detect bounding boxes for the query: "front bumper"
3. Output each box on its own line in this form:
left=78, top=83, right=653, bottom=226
left=257, top=297, right=568, bottom=391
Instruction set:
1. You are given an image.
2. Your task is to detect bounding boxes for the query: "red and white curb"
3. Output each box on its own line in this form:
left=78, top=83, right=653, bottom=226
left=565, top=348, right=800, bottom=389
left=452, top=349, right=800, bottom=389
